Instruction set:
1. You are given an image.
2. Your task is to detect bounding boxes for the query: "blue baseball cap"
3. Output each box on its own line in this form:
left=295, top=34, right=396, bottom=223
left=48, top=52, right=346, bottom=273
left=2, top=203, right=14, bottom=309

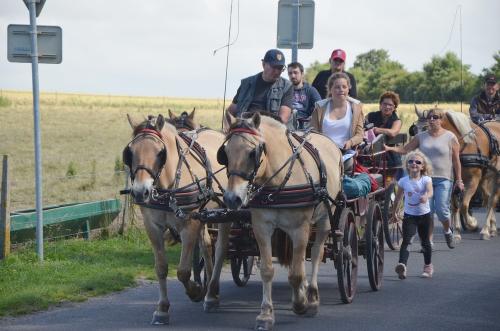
left=263, top=49, right=285, bottom=66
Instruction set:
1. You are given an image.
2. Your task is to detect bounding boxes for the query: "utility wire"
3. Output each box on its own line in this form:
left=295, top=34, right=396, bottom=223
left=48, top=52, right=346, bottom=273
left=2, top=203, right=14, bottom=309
left=439, top=5, right=460, bottom=55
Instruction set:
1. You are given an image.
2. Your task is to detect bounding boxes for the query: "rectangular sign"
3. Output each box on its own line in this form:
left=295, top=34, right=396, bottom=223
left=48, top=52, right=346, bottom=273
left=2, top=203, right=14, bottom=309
left=8, top=24, right=62, bottom=64
left=277, top=0, right=315, bottom=49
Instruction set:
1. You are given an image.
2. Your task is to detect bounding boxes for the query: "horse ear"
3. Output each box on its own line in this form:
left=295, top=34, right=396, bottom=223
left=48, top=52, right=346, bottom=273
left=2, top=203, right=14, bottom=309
left=127, top=114, right=141, bottom=129
left=168, top=109, right=175, bottom=119
left=414, top=105, right=424, bottom=119
left=251, top=112, right=261, bottom=129
left=156, top=114, right=165, bottom=131
left=188, top=108, right=196, bottom=119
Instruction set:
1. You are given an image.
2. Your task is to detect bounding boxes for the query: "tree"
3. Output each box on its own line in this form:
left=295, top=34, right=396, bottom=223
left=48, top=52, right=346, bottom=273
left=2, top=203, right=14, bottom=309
left=304, top=60, right=329, bottom=84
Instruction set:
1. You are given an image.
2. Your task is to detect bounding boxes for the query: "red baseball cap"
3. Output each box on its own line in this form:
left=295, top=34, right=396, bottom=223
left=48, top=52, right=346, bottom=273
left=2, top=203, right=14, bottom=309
left=331, top=49, right=346, bottom=62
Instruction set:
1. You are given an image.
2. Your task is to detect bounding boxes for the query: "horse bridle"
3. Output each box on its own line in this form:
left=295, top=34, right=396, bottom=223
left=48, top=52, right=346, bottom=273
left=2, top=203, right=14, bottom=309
left=217, top=127, right=266, bottom=183
left=123, top=128, right=167, bottom=186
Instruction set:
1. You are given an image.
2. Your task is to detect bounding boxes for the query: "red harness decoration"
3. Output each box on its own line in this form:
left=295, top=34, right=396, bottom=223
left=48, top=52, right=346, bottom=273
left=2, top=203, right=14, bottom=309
left=229, top=127, right=260, bottom=136
left=138, top=128, right=163, bottom=140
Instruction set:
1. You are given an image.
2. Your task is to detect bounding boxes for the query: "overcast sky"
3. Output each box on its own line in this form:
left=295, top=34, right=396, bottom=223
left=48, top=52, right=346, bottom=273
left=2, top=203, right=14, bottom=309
left=1, top=0, right=499, bottom=99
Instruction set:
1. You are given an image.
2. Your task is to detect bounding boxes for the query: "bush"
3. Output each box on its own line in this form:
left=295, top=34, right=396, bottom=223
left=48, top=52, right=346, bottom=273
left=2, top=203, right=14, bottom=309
left=0, top=96, right=11, bottom=107
left=66, top=162, right=77, bottom=178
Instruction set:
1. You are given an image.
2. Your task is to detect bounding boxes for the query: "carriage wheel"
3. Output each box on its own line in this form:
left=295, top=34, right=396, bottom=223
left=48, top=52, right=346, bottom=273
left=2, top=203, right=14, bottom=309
left=383, top=182, right=403, bottom=250
left=366, top=202, right=384, bottom=291
left=231, top=255, right=255, bottom=287
left=335, top=208, right=358, bottom=304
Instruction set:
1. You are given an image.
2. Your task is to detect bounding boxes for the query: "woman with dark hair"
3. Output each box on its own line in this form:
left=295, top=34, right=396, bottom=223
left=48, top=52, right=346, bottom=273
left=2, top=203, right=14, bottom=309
left=366, top=91, right=403, bottom=170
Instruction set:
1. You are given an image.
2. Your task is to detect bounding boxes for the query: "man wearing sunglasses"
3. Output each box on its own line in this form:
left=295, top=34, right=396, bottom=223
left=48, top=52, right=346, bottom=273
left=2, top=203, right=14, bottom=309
left=311, top=49, right=358, bottom=100
left=469, top=74, right=499, bottom=124
left=227, top=49, right=293, bottom=126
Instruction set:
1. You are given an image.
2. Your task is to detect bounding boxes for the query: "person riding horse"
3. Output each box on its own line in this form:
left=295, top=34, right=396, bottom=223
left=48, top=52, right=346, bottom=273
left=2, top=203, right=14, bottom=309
left=469, top=74, right=499, bottom=124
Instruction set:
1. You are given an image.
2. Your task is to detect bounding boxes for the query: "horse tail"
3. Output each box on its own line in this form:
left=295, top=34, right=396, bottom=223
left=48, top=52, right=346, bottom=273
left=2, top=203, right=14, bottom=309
left=272, top=229, right=293, bottom=267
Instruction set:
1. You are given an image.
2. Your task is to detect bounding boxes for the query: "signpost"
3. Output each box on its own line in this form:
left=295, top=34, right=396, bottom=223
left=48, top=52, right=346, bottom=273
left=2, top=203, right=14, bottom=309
left=7, top=0, right=62, bottom=262
left=277, top=0, right=315, bottom=62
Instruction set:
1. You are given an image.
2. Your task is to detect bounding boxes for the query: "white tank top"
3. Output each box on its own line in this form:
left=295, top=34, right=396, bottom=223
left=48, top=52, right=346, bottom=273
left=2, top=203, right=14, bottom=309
left=322, top=101, right=352, bottom=148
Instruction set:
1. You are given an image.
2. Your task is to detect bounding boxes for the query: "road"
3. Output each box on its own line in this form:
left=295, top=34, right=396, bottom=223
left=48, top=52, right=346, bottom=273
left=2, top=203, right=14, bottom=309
left=1, top=208, right=499, bottom=331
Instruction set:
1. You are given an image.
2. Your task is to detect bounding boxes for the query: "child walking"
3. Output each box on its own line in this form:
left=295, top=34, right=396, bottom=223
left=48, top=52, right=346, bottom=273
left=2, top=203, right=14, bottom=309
left=393, top=151, right=434, bottom=279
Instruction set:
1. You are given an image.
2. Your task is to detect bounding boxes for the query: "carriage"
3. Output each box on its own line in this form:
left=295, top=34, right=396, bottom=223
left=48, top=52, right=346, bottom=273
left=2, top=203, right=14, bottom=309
left=193, top=123, right=408, bottom=303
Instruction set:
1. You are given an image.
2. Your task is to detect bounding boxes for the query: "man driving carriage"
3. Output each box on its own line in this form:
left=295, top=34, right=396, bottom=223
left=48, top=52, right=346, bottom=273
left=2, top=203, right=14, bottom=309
left=469, top=74, right=499, bottom=124
left=227, top=49, right=294, bottom=127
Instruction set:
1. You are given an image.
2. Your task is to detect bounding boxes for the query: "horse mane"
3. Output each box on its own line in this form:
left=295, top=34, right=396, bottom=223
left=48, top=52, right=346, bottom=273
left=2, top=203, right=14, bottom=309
left=229, top=112, right=286, bottom=133
left=133, top=115, right=177, bottom=137
left=445, top=110, right=476, bottom=144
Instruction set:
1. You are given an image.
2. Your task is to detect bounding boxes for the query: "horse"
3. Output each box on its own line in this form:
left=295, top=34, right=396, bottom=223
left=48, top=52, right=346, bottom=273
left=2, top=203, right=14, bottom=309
left=123, top=114, right=228, bottom=324
left=412, top=107, right=500, bottom=241
left=166, top=108, right=199, bottom=131
left=218, top=111, right=343, bottom=330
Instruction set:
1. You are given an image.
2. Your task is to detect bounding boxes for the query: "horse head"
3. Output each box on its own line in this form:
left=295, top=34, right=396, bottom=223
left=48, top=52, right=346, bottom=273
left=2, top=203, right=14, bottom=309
left=167, top=108, right=199, bottom=131
left=218, top=111, right=267, bottom=209
left=123, top=114, right=174, bottom=203
left=409, top=105, right=430, bottom=136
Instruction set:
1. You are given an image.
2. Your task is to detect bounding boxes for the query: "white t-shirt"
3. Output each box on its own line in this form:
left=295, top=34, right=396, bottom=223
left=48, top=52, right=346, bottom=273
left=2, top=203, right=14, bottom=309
left=397, top=175, right=432, bottom=216
left=322, top=101, right=352, bottom=148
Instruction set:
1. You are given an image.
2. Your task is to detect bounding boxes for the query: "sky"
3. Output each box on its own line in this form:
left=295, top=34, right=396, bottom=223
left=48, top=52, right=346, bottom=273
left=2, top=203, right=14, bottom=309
left=0, top=0, right=499, bottom=99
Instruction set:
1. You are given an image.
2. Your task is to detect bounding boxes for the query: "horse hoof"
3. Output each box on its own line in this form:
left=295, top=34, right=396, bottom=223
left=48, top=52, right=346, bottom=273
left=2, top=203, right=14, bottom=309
left=490, top=230, right=498, bottom=238
left=151, top=311, right=170, bottom=325
left=480, top=233, right=491, bottom=240
left=303, top=302, right=319, bottom=317
left=203, top=299, right=220, bottom=312
left=255, top=318, right=274, bottom=331
left=453, top=234, right=462, bottom=244
left=187, top=283, right=204, bottom=302
left=292, top=301, right=308, bottom=315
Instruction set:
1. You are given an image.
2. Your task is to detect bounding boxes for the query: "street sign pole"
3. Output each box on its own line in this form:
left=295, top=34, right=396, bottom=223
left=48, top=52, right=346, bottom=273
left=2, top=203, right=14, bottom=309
left=291, top=0, right=299, bottom=62
left=28, top=0, right=44, bottom=262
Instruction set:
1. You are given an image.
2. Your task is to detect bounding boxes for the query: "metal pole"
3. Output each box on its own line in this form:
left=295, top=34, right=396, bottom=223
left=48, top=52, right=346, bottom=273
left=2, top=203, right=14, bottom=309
left=220, top=0, right=234, bottom=130
left=1, top=155, right=11, bottom=259
left=28, top=0, right=44, bottom=262
left=291, top=0, right=300, bottom=62
left=459, top=5, right=463, bottom=112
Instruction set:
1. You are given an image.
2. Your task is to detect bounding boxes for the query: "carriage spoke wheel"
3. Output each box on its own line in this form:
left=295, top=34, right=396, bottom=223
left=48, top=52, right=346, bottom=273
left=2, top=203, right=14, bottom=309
left=231, top=255, right=255, bottom=287
left=336, top=209, right=358, bottom=304
left=383, top=182, right=404, bottom=250
left=366, top=202, right=384, bottom=291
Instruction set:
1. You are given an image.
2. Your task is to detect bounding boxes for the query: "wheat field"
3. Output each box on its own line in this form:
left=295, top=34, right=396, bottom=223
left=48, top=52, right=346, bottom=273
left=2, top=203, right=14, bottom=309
left=0, top=90, right=465, bottom=210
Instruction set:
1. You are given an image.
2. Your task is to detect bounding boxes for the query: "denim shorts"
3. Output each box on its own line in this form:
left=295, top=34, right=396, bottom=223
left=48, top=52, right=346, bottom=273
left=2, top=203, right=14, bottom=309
left=429, top=177, right=453, bottom=222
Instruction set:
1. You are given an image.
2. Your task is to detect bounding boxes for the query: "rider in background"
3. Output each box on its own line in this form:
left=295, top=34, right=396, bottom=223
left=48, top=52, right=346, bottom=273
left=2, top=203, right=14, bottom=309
left=366, top=91, right=403, bottom=174
left=393, top=151, right=434, bottom=279
left=287, top=62, right=321, bottom=129
left=310, top=72, right=364, bottom=174
left=227, top=49, right=293, bottom=126
left=312, top=49, right=357, bottom=99
left=469, top=74, right=499, bottom=124
left=384, top=108, right=464, bottom=249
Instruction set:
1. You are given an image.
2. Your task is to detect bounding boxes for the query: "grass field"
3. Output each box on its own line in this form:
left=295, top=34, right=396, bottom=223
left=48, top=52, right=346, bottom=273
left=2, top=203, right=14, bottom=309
left=0, top=90, right=465, bottom=211
left=0, top=228, right=181, bottom=317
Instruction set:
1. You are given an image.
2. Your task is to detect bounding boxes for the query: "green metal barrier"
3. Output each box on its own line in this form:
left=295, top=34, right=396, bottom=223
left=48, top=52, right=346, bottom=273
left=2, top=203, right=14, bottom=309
left=10, top=199, right=122, bottom=243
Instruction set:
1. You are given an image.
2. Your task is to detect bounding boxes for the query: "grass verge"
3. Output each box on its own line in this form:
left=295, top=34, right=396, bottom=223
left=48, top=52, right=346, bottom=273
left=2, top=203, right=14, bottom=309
left=0, top=228, right=180, bottom=317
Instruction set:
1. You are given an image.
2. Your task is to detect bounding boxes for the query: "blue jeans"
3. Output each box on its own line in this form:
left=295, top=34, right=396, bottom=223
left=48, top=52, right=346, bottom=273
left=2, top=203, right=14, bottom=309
left=429, top=177, right=453, bottom=222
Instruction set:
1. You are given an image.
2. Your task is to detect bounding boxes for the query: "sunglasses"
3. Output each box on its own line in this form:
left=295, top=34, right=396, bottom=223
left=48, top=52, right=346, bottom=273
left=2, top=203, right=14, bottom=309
left=427, top=115, right=441, bottom=120
left=407, top=159, right=423, bottom=165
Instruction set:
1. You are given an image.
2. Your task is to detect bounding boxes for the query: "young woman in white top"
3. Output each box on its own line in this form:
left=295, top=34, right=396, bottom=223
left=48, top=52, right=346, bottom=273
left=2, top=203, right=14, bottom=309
left=393, top=151, right=434, bottom=279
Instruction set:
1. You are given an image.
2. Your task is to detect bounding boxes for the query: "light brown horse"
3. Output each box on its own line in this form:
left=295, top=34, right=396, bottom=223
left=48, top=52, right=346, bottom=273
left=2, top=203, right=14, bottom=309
left=413, top=107, right=500, bottom=240
left=123, top=114, right=228, bottom=324
left=219, top=111, right=342, bottom=331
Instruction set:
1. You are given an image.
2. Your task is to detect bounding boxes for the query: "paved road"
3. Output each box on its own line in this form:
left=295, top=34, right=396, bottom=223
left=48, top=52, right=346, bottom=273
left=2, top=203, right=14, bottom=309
left=1, top=209, right=499, bottom=331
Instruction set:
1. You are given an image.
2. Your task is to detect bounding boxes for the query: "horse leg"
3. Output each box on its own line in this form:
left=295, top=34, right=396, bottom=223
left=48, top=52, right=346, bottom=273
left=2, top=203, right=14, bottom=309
left=451, top=194, right=462, bottom=243
left=143, top=216, right=170, bottom=325
left=481, top=174, right=499, bottom=239
left=286, top=223, right=310, bottom=316
left=198, top=224, right=214, bottom=288
left=461, top=174, right=480, bottom=232
left=204, top=222, right=230, bottom=312
left=177, top=219, right=205, bottom=302
left=307, top=215, right=330, bottom=317
left=252, top=220, right=275, bottom=331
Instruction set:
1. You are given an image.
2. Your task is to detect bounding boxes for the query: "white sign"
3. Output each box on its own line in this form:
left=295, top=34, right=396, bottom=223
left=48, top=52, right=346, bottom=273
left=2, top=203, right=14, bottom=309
left=277, top=0, right=315, bottom=49
left=7, top=24, right=62, bottom=64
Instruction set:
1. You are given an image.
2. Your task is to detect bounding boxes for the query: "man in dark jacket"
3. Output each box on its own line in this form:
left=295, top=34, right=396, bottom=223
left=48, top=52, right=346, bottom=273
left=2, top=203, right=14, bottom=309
left=469, top=74, right=499, bottom=123
left=311, top=49, right=357, bottom=99
left=287, top=62, right=321, bottom=128
left=227, top=49, right=293, bottom=125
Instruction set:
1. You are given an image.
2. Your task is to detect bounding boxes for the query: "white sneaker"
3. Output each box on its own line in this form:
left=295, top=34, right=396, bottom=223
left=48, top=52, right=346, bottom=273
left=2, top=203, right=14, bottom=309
left=395, top=263, right=407, bottom=280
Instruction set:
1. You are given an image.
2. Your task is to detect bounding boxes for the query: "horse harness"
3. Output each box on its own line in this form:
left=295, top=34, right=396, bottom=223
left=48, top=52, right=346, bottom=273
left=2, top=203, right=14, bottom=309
left=122, top=127, right=225, bottom=219
left=459, top=121, right=499, bottom=173
left=217, top=127, right=343, bottom=210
